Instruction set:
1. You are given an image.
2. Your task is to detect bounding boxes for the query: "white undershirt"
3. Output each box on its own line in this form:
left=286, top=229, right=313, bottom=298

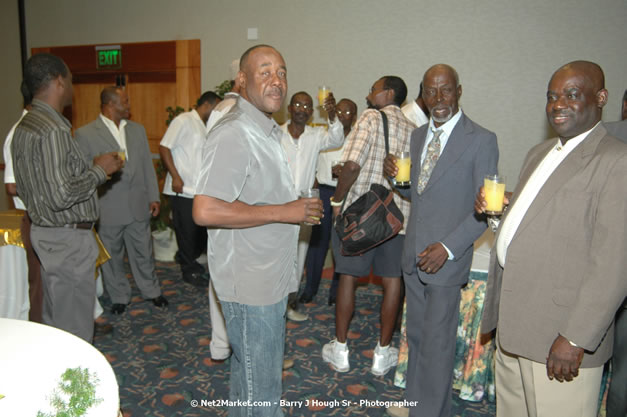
left=100, top=114, right=128, bottom=160
left=496, top=122, right=599, bottom=267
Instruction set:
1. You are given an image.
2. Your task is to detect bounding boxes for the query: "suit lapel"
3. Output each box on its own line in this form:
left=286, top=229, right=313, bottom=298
left=493, top=139, right=554, bottom=243
left=421, top=114, right=473, bottom=192
left=511, top=124, right=606, bottom=241
left=95, top=117, right=123, bottom=151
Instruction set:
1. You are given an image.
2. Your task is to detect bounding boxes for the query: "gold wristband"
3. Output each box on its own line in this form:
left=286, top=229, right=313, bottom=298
left=330, top=197, right=344, bottom=207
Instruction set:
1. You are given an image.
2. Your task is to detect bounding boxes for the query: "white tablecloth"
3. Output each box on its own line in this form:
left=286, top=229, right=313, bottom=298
left=470, top=228, right=494, bottom=273
left=0, top=245, right=29, bottom=320
left=0, top=318, right=119, bottom=416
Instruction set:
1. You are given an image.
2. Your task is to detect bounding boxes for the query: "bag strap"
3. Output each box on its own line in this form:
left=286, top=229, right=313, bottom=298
left=379, top=110, right=390, bottom=155
left=338, top=110, right=390, bottom=215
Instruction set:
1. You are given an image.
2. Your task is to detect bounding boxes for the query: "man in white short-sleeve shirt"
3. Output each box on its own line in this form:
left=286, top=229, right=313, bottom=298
left=159, top=91, right=221, bottom=287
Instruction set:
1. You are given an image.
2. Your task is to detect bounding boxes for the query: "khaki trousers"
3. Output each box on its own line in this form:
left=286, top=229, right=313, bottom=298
left=495, top=336, right=602, bottom=417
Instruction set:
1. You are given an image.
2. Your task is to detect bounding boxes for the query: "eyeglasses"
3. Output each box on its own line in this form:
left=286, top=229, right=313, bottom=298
left=292, top=102, right=311, bottom=110
left=369, top=85, right=390, bottom=95
left=336, top=110, right=352, bottom=116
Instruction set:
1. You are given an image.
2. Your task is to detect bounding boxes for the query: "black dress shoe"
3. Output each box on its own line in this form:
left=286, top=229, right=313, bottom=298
left=111, top=303, right=127, bottom=314
left=328, top=296, right=336, bottom=306
left=298, top=293, right=313, bottom=304
left=183, top=272, right=209, bottom=288
left=151, top=295, right=169, bottom=307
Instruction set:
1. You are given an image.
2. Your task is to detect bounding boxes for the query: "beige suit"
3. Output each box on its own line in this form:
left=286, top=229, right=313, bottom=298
left=482, top=123, right=627, bottom=368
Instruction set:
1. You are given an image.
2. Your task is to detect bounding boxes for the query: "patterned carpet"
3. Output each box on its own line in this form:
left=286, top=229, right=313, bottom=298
left=94, top=260, right=496, bottom=417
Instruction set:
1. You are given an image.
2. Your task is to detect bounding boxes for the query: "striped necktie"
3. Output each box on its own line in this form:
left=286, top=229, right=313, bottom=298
left=416, top=129, right=443, bottom=194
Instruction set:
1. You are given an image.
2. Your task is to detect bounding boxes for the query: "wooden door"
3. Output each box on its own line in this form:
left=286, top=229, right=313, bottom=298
left=32, top=40, right=200, bottom=153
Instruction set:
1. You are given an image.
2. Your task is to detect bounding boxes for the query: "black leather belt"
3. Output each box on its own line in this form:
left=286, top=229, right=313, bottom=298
left=63, top=222, right=95, bottom=230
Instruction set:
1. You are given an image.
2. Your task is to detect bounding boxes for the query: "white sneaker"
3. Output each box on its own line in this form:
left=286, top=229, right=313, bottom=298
left=322, top=339, right=350, bottom=372
left=286, top=307, right=309, bottom=322
left=371, top=343, right=399, bottom=376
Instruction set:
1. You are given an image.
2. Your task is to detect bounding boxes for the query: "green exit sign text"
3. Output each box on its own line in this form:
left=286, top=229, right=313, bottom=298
left=95, top=45, right=122, bottom=69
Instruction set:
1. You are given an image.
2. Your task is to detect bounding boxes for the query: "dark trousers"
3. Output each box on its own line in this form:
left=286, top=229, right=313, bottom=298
left=607, top=302, right=627, bottom=417
left=31, top=225, right=98, bottom=343
left=405, top=269, right=462, bottom=417
left=170, top=195, right=207, bottom=276
left=20, top=213, right=43, bottom=323
left=303, top=184, right=339, bottom=300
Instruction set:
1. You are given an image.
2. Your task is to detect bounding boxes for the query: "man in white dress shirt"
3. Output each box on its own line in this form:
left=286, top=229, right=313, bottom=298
left=401, top=82, right=429, bottom=127
left=280, top=91, right=344, bottom=320
left=159, top=91, right=221, bottom=287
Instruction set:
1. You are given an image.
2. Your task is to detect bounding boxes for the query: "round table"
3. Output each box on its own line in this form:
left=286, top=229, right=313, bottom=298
left=0, top=318, right=120, bottom=416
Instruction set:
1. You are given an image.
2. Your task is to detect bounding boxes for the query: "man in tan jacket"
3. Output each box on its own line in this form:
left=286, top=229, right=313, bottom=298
left=477, top=61, right=627, bottom=417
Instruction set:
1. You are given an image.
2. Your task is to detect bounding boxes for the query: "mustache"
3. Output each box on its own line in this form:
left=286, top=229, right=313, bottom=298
left=268, top=87, right=283, bottom=96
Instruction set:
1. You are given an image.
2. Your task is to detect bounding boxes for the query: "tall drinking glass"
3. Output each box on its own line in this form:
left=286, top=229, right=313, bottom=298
left=318, top=86, right=331, bottom=107
left=484, top=175, right=506, bottom=215
left=300, top=188, right=320, bottom=226
left=395, top=152, right=411, bottom=188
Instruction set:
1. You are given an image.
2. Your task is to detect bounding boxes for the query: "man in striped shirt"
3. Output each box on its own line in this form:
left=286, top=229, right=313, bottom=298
left=12, top=53, right=122, bottom=342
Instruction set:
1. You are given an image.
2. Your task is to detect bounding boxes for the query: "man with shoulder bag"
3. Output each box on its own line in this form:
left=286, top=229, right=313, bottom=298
left=322, top=75, right=415, bottom=376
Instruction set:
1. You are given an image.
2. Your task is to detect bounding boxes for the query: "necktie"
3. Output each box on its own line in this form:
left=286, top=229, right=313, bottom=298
left=416, top=129, right=442, bottom=194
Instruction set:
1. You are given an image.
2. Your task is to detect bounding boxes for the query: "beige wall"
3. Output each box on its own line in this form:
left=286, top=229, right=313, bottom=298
left=0, top=1, right=24, bottom=210
left=1, top=0, right=626, bottom=196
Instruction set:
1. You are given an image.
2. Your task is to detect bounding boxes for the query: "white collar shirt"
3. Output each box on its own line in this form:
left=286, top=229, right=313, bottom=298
left=3, top=109, right=29, bottom=209
left=159, top=110, right=207, bottom=198
left=496, top=122, right=598, bottom=267
left=280, top=117, right=344, bottom=193
left=421, top=109, right=463, bottom=164
left=401, top=100, right=429, bottom=128
left=99, top=114, right=128, bottom=160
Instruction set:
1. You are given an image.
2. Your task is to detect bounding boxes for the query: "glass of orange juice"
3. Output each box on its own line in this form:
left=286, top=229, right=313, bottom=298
left=395, top=152, right=411, bottom=188
left=318, top=86, right=331, bottom=108
left=484, top=175, right=506, bottom=215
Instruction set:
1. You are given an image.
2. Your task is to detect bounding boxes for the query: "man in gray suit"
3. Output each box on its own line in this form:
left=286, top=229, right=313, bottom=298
left=605, top=89, right=627, bottom=140
left=385, top=64, right=498, bottom=417
left=76, top=87, right=168, bottom=314
left=604, top=88, right=627, bottom=417
left=478, top=62, right=627, bottom=417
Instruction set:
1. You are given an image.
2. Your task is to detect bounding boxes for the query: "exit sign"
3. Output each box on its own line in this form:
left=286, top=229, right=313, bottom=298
left=95, top=45, right=122, bottom=69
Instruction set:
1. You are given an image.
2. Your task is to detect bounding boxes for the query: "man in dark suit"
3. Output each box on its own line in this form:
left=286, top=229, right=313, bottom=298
left=385, top=64, right=498, bottom=417
left=76, top=87, right=168, bottom=314
left=478, top=62, right=627, bottom=417
left=604, top=88, right=627, bottom=417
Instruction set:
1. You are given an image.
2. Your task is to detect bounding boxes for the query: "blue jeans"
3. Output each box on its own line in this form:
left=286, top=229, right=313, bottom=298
left=222, top=297, right=288, bottom=417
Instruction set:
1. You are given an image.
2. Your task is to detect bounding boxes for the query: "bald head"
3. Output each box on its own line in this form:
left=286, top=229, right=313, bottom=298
left=239, top=44, right=277, bottom=73
left=422, top=64, right=462, bottom=127
left=551, top=61, right=605, bottom=92
left=423, top=64, right=459, bottom=87
left=546, top=60, right=608, bottom=141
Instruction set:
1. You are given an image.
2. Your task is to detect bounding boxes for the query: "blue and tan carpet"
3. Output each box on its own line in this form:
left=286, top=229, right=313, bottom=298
left=93, top=260, right=496, bottom=416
